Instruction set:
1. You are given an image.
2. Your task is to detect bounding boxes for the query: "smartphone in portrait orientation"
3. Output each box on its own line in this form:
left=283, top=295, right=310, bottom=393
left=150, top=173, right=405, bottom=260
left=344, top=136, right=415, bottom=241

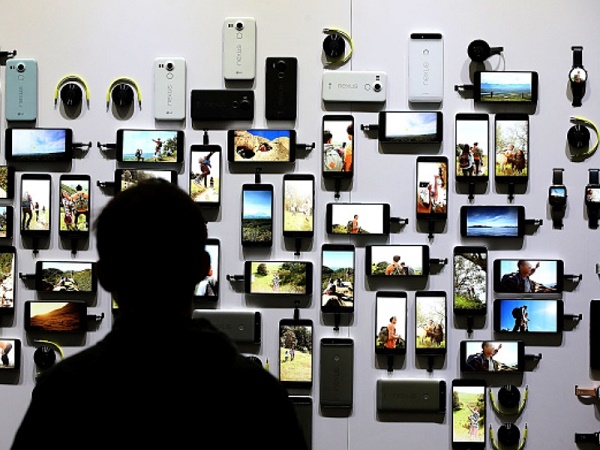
left=455, top=113, right=489, bottom=182
left=35, top=260, right=97, bottom=293
left=24, top=300, right=88, bottom=333
left=193, top=238, right=220, bottom=301
left=493, top=258, right=564, bottom=294
left=115, top=129, right=184, bottom=163
left=279, top=318, right=313, bottom=389
left=320, top=338, right=354, bottom=412
left=154, top=57, right=186, bottom=121
left=0, top=207, right=14, bottom=239
left=114, top=169, right=178, bottom=193
left=590, top=300, right=600, bottom=369
left=20, top=173, right=51, bottom=237
left=321, top=244, right=355, bottom=314
left=408, top=33, right=444, bottom=103
left=265, top=57, right=298, bottom=120
left=59, top=174, right=91, bottom=239
left=460, top=340, right=525, bottom=373
left=283, top=173, right=315, bottom=239
left=5, top=128, right=73, bottom=162
left=241, top=183, right=273, bottom=247
left=190, top=144, right=221, bottom=206
left=322, top=115, right=354, bottom=178
left=326, top=202, right=391, bottom=235
left=451, top=378, right=487, bottom=449
left=365, top=244, right=430, bottom=277
left=453, top=246, right=488, bottom=316
left=290, top=396, right=312, bottom=450
left=460, top=205, right=525, bottom=238
left=416, top=155, right=448, bottom=221
left=494, top=114, right=529, bottom=185
left=375, top=291, right=407, bottom=355
left=223, top=17, right=256, bottom=81
left=244, top=261, right=313, bottom=296
left=0, top=338, right=20, bottom=370
left=5, top=58, right=38, bottom=121
left=377, top=111, right=443, bottom=144
left=474, top=71, right=538, bottom=104
left=494, top=299, right=564, bottom=334
left=228, top=129, right=296, bottom=163
left=0, top=166, right=15, bottom=199
left=0, top=246, right=16, bottom=315
left=415, top=291, right=447, bottom=355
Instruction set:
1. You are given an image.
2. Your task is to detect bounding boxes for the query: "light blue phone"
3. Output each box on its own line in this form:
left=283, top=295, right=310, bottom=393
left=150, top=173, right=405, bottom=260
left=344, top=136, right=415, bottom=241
left=5, top=58, right=38, bottom=121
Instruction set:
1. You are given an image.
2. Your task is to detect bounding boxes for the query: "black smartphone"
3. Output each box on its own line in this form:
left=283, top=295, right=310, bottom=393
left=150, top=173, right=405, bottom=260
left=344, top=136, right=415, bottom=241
left=278, top=318, right=313, bottom=389
left=114, top=168, right=178, bottom=193
left=376, top=379, right=446, bottom=413
left=460, top=205, right=525, bottom=238
left=453, top=246, right=488, bottom=316
left=35, top=260, right=98, bottom=293
left=0, top=338, right=20, bottom=370
left=0, top=206, right=14, bottom=239
left=289, top=396, right=312, bottom=450
left=415, top=291, right=447, bottom=355
left=116, top=129, right=184, bottom=163
left=265, top=57, right=298, bottom=120
left=455, top=113, right=489, bottom=182
left=590, top=300, right=600, bottom=369
left=0, top=246, right=16, bottom=314
left=283, top=173, right=315, bottom=239
left=244, top=261, right=312, bottom=295
left=320, top=338, right=354, bottom=412
left=494, top=113, right=529, bottom=185
left=474, top=71, right=538, bottom=104
left=321, top=244, right=355, bottom=314
left=193, top=238, right=220, bottom=301
left=241, top=183, right=273, bottom=247
left=189, top=144, right=221, bottom=206
left=322, top=115, right=354, bottom=178
left=326, top=202, right=391, bottom=235
left=376, top=111, right=443, bottom=143
left=192, top=310, right=260, bottom=344
left=59, top=174, right=91, bottom=239
left=365, top=244, right=429, bottom=277
left=451, top=378, right=487, bottom=449
left=494, top=299, right=564, bottom=334
left=416, top=155, right=448, bottom=221
left=375, top=291, right=407, bottom=355
left=5, top=128, right=73, bottom=162
left=228, top=129, right=296, bottom=163
left=460, top=340, right=525, bottom=373
left=20, top=173, right=51, bottom=237
left=24, top=300, right=87, bottom=333
left=493, top=259, right=564, bottom=294
left=0, top=166, right=15, bottom=199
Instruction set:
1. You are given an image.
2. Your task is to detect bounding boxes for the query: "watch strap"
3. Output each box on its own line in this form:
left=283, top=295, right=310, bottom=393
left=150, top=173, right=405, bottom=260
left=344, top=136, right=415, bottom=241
left=552, top=168, right=564, bottom=185
left=575, top=386, right=599, bottom=397
left=575, top=432, right=600, bottom=444
left=590, top=169, right=599, bottom=185
left=572, top=46, right=584, bottom=68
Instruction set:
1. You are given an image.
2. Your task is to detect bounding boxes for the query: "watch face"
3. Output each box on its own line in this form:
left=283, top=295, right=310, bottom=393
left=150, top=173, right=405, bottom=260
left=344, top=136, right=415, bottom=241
left=549, top=186, right=567, bottom=206
left=570, top=67, right=588, bottom=83
left=586, top=186, right=600, bottom=204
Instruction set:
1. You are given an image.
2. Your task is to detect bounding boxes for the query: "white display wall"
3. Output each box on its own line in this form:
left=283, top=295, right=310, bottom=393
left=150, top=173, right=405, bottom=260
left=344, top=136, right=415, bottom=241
left=1, top=1, right=600, bottom=449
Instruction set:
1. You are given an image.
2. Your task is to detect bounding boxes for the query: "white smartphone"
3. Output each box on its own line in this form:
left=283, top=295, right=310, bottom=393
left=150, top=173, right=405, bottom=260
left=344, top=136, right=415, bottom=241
left=223, top=17, right=256, bottom=81
left=408, top=33, right=443, bottom=103
left=5, top=58, right=38, bottom=121
left=154, top=57, right=186, bottom=120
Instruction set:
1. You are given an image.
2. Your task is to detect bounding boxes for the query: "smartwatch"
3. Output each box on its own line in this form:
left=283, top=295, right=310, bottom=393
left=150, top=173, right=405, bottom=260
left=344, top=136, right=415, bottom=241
left=586, top=169, right=600, bottom=229
left=575, top=385, right=600, bottom=398
left=548, top=168, right=567, bottom=229
left=569, top=46, right=587, bottom=107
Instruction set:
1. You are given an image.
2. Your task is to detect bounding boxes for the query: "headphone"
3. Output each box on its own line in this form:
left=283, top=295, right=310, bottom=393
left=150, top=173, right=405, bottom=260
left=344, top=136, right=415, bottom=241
left=54, top=74, right=90, bottom=108
left=467, top=39, right=504, bottom=63
left=489, top=384, right=529, bottom=416
left=33, top=339, right=64, bottom=378
left=568, top=116, right=599, bottom=160
left=322, top=27, right=354, bottom=65
left=490, top=423, right=528, bottom=450
left=106, top=77, right=142, bottom=110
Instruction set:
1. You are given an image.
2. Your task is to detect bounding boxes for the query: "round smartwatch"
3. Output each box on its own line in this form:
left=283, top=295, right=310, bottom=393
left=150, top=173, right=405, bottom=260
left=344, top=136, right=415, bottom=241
left=585, top=169, right=600, bottom=229
left=569, top=46, right=587, bottom=107
left=548, top=168, right=567, bottom=229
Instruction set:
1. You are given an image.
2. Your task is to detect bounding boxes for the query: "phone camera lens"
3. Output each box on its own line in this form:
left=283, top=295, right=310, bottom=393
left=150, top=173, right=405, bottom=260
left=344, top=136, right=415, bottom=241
left=16, top=63, right=25, bottom=73
left=373, top=83, right=382, bottom=92
left=166, top=62, right=174, bottom=71
left=235, top=21, right=244, bottom=31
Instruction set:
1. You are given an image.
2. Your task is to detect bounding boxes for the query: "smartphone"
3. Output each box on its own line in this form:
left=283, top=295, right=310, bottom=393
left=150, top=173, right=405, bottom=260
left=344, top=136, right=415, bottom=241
left=265, top=57, right=298, bottom=120
left=326, top=202, right=391, bottom=235
left=460, top=340, right=525, bottom=373
left=460, top=205, right=525, bottom=238
left=320, top=338, right=354, bottom=412
left=223, top=17, right=256, bottom=81
left=0, top=207, right=14, bottom=239
left=322, top=115, right=354, bottom=178
left=241, top=183, right=273, bottom=247
left=377, top=111, right=443, bottom=144
left=228, top=129, right=296, bottom=163
left=321, top=244, right=355, bottom=314
left=451, top=378, right=487, bottom=449
left=35, top=260, right=97, bottom=293
left=5, top=128, right=73, bottom=162
left=474, top=71, right=538, bottom=104
left=5, top=58, right=37, bottom=121
left=0, top=246, right=16, bottom=314
left=59, top=174, right=91, bottom=239
left=283, top=174, right=314, bottom=239
left=190, top=144, right=221, bottom=206
left=114, top=169, right=178, bottom=193
left=415, top=291, right=447, bottom=355
left=416, top=155, right=448, bottom=221
left=24, top=300, right=87, bottom=333
left=0, top=338, right=20, bottom=370
left=0, top=166, right=15, bottom=199
left=116, top=129, right=184, bottom=163
left=190, top=90, right=254, bottom=121
left=366, top=244, right=430, bottom=277
left=493, top=259, right=564, bottom=294
left=494, top=299, right=564, bottom=334
left=290, top=396, right=312, bottom=450
left=154, top=57, right=186, bottom=121
left=193, top=238, right=220, bottom=300
left=20, top=174, right=51, bottom=237
left=278, top=318, right=313, bottom=389
left=408, top=33, right=443, bottom=103
left=244, top=261, right=313, bottom=295
left=375, top=291, right=407, bottom=355
left=192, top=310, right=260, bottom=344
left=494, top=114, right=529, bottom=184
left=376, top=379, right=446, bottom=413
left=455, top=113, right=489, bottom=182
left=590, top=300, right=600, bottom=369
left=453, top=246, right=488, bottom=316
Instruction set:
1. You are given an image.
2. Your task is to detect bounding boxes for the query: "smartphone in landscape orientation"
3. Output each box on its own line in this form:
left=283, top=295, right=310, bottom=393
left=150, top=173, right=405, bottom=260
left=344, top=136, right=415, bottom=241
left=265, top=57, right=298, bottom=120
left=241, top=183, right=273, bottom=247
left=451, top=378, right=486, bottom=449
left=320, top=338, right=354, bottom=412
left=408, top=33, right=444, bottom=103
left=116, top=129, right=184, bottom=163
left=223, top=17, right=256, bottom=81
left=493, top=258, right=564, bottom=294
left=283, top=174, right=314, bottom=239
left=375, top=291, right=407, bottom=355
left=494, top=299, right=564, bottom=334
left=453, top=246, right=488, bottom=316
left=5, top=58, right=38, bottom=121
left=5, top=128, right=73, bottom=162
left=59, top=174, right=91, bottom=239
left=321, top=244, right=355, bottom=314
left=279, top=318, right=313, bottom=389
left=377, top=111, right=443, bottom=144
left=154, top=57, right=186, bottom=120
left=474, top=71, right=538, bottom=104
left=415, top=290, right=447, bottom=355
left=455, top=113, right=489, bottom=182
left=114, top=169, right=178, bottom=193
left=190, top=144, right=221, bottom=206
left=494, top=113, right=529, bottom=185
left=35, top=260, right=97, bottom=293
left=244, top=261, right=313, bottom=296
left=365, top=244, right=429, bottom=277
left=193, top=238, right=220, bottom=301
left=228, top=129, right=296, bottom=163
left=0, top=246, right=16, bottom=315
left=20, top=174, right=51, bottom=237
left=322, top=115, right=354, bottom=178
left=24, top=300, right=87, bottom=333
left=460, top=205, right=525, bottom=238
left=416, top=155, right=448, bottom=221
left=460, top=340, right=525, bottom=373
left=326, top=202, right=390, bottom=235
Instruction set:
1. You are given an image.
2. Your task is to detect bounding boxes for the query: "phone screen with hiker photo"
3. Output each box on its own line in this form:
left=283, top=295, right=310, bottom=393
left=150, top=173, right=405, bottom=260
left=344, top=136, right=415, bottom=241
left=455, top=113, right=489, bottom=183
left=415, top=291, right=447, bottom=355
left=493, top=259, right=564, bottom=294
left=189, top=144, right=221, bottom=206
left=326, top=202, right=390, bottom=235
left=460, top=340, right=524, bottom=373
left=416, top=155, right=448, bottom=221
left=365, top=245, right=429, bottom=277
left=59, top=174, right=91, bottom=239
left=375, top=291, right=407, bottom=355
left=321, top=244, right=355, bottom=314
left=244, top=261, right=313, bottom=295
left=322, top=115, right=354, bottom=178
left=493, top=299, right=563, bottom=334
left=116, top=129, right=184, bottom=163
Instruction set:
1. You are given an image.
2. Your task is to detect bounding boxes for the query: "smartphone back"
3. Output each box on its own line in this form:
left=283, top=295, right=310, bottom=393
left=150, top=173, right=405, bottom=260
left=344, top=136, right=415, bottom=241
left=223, top=17, right=256, bottom=80
left=191, top=310, right=261, bottom=344
left=154, top=57, right=186, bottom=120
left=320, top=338, right=353, bottom=414
left=265, top=57, right=297, bottom=120
left=5, top=58, right=38, bottom=121
left=376, top=379, right=446, bottom=413
left=408, top=34, right=443, bottom=103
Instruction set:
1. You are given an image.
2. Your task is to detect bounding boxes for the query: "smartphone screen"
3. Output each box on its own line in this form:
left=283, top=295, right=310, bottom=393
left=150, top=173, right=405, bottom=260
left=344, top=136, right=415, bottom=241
left=0, top=166, right=15, bottom=199
left=114, top=169, right=177, bottom=193
left=494, top=114, right=529, bottom=184
left=452, top=379, right=486, bottom=449
left=35, top=260, right=97, bottom=293
left=453, top=246, right=488, bottom=316
left=5, top=128, right=73, bottom=162
left=493, top=259, right=564, bottom=294
left=326, top=203, right=391, bottom=235
left=279, top=318, right=313, bottom=389
left=375, top=291, right=407, bottom=355
left=0, top=246, right=16, bottom=314
left=20, top=174, right=51, bottom=236
left=24, top=300, right=87, bottom=333
left=116, top=129, right=184, bottom=163
left=0, top=338, right=20, bottom=370
left=494, top=299, right=563, bottom=334
left=415, top=291, right=447, bottom=355
left=0, top=206, right=13, bottom=239
left=321, top=244, right=355, bottom=314
left=245, top=261, right=313, bottom=295
left=322, top=115, right=354, bottom=178
left=241, top=184, right=273, bottom=247
left=455, top=113, right=489, bottom=182
left=460, top=340, right=524, bottom=373
left=365, top=245, right=429, bottom=277
left=460, top=205, right=525, bottom=238
left=474, top=71, right=538, bottom=104
left=228, top=129, right=296, bottom=163
left=190, top=144, right=221, bottom=206
left=416, top=156, right=448, bottom=221
left=193, top=238, right=220, bottom=301
left=283, top=174, right=314, bottom=238
left=59, top=174, right=90, bottom=238
left=377, top=111, right=443, bottom=143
